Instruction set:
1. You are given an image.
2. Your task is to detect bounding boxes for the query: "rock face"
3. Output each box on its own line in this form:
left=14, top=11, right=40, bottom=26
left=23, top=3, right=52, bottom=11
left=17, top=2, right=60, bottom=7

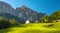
left=15, top=5, right=45, bottom=21
left=0, top=1, right=45, bottom=23
left=0, top=1, right=15, bottom=15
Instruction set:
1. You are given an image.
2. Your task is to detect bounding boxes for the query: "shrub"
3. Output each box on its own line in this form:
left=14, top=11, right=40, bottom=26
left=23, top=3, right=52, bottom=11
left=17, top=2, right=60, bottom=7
left=9, top=19, right=18, bottom=26
left=0, top=17, right=11, bottom=29
left=0, top=17, right=18, bottom=29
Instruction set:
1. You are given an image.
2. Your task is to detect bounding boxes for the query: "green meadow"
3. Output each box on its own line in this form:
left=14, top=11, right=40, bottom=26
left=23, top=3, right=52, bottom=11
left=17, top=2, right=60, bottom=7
left=0, top=23, right=60, bottom=33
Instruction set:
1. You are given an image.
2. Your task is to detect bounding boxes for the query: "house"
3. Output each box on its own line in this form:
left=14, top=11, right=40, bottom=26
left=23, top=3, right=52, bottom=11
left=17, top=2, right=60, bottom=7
left=35, top=20, right=38, bottom=23
left=53, top=18, right=60, bottom=22
left=25, top=20, right=30, bottom=24
left=57, top=19, right=60, bottom=22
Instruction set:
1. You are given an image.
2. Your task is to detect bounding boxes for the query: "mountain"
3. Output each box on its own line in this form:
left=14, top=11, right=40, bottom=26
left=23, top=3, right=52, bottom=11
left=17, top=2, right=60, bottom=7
left=0, top=1, right=15, bottom=15
left=15, top=5, right=45, bottom=21
left=0, top=1, right=45, bottom=23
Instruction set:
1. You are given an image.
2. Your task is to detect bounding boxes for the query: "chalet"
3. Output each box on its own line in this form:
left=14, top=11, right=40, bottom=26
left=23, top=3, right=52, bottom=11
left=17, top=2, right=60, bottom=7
left=53, top=18, right=60, bottom=22
left=35, top=20, right=38, bottom=23
left=57, top=18, right=60, bottom=22
left=25, top=20, right=30, bottom=24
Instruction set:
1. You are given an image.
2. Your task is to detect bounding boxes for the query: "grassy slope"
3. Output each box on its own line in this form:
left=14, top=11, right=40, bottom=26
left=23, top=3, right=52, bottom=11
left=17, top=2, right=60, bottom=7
left=0, top=23, right=60, bottom=33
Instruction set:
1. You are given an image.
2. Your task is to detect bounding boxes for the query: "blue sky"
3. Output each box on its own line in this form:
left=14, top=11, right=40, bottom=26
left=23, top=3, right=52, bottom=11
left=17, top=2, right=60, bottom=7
left=0, top=0, right=60, bottom=15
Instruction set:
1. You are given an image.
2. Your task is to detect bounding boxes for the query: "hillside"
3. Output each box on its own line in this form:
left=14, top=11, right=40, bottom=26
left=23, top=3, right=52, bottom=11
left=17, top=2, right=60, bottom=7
left=0, top=23, right=60, bottom=33
left=48, top=10, right=60, bottom=22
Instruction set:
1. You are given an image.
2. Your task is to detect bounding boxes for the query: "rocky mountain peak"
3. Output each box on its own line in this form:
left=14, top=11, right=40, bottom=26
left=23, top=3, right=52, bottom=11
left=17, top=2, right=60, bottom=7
left=0, top=1, right=13, bottom=9
left=0, top=1, right=15, bottom=15
left=21, top=5, right=27, bottom=9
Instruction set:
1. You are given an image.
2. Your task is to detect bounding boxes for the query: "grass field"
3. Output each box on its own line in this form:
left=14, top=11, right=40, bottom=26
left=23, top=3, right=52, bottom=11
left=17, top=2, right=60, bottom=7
left=0, top=23, right=60, bottom=33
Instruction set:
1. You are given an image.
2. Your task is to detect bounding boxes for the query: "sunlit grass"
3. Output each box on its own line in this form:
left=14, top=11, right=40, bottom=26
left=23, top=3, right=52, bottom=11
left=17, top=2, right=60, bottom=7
left=0, top=23, right=60, bottom=33
left=7, top=23, right=60, bottom=33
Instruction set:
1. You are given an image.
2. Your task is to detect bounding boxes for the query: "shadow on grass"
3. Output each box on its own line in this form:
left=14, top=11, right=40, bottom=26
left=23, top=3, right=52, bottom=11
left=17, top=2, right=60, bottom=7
left=0, top=28, right=12, bottom=33
left=0, top=24, right=27, bottom=33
